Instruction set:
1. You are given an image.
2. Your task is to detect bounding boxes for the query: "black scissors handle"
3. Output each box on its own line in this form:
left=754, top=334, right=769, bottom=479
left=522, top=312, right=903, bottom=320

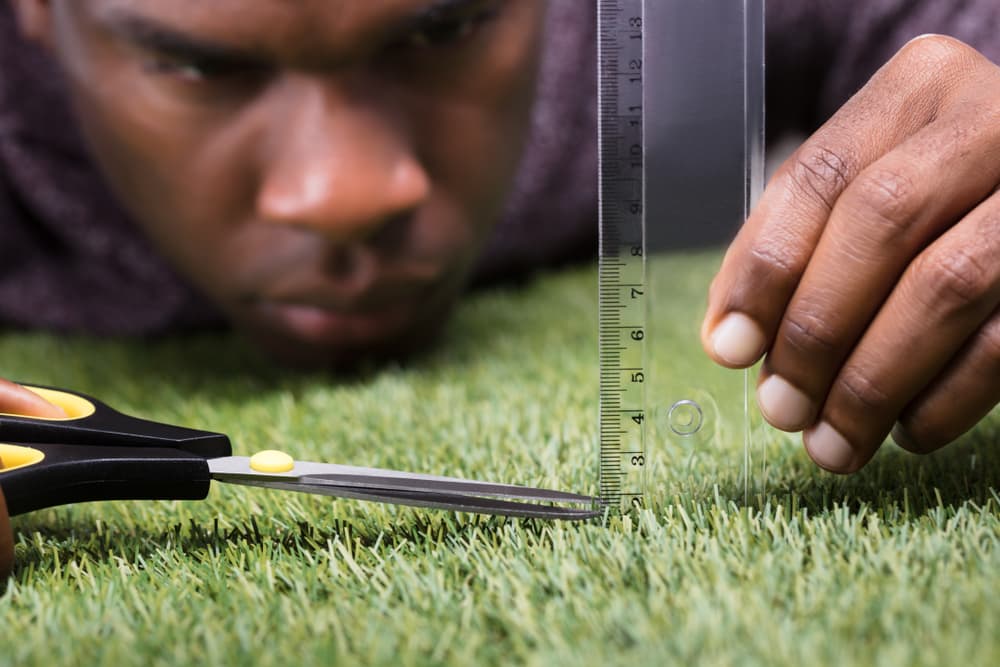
left=0, top=385, right=232, bottom=516
left=0, top=385, right=231, bottom=458
left=0, top=443, right=212, bottom=516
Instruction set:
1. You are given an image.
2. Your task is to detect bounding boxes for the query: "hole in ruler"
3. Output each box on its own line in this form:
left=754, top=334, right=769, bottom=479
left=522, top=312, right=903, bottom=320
left=667, top=400, right=703, bottom=436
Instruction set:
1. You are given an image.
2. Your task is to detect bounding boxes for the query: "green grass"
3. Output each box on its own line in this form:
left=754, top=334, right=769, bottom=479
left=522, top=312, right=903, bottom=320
left=1, top=251, right=998, bottom=667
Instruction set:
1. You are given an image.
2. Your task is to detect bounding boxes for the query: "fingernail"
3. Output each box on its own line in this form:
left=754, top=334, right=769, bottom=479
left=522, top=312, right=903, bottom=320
left=757, top=375, right=814, bottom=431
left=804, top=422, right=856, bottom=473
left=710, top=313, right=766, bottom=366
left=890, top=423, right=920, bottom=453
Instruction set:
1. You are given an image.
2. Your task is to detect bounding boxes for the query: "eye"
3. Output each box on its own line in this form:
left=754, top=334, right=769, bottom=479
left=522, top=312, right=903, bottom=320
left=143, top=56, right=269, bottom=86
left=143, top=57, right=212, bottom=82
left=406, top=17, right=477, bottom=48
left=402, top=2, right=502, bottom=49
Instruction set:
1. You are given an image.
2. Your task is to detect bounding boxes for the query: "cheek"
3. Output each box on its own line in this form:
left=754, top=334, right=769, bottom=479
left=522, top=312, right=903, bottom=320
left=69, top=82, right=246, bottom=216
left=66, top=76, right=259, bottom=288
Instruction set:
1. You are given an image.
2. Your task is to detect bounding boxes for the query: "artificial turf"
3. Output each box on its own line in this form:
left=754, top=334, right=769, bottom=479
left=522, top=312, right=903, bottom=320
left=1, top=250, right=997, bottom=667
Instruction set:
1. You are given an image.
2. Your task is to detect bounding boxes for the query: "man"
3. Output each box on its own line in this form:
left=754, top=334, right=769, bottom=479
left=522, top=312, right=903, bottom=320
left=0, top=0, right=998, bottom=479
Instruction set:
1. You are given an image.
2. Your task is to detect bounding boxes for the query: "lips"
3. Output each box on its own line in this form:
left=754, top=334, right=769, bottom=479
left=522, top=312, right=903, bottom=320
left=255, top=299, right=415, bottom=346
left=219, top=230, right=469, bottom=362
left=261, top=278, right=436, bottom=315
left=242, top=267, right=453, bottom=351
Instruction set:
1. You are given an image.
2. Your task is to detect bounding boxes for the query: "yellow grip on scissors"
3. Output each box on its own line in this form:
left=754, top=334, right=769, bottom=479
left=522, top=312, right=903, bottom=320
left=0, top=444, right=45, bottom=472
left=22, top=387, right=96, bottom=420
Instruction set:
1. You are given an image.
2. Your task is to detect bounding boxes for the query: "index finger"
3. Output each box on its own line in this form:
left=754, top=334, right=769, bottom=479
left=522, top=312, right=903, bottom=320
left=0, top=379, right=67, bottom=419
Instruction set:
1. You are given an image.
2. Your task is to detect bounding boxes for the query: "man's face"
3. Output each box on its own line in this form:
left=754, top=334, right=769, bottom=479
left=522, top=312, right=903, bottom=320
left=18, top=0, right=547, bottom=365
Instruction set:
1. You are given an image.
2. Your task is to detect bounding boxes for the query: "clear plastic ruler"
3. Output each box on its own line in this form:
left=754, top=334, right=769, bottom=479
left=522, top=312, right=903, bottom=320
left=598, top=0, right=766, bottom=514
left=742, top=0, right=767, bottom=501
left=597, top=0, right=647, bottom=514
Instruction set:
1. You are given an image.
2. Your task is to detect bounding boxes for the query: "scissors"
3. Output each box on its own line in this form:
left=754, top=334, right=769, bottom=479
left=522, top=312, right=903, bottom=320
left=0, top=385, right=600, bottom=522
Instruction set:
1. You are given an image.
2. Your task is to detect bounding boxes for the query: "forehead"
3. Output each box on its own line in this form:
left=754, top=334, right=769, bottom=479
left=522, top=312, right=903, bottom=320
left=83, top=0, right=472, bottom=60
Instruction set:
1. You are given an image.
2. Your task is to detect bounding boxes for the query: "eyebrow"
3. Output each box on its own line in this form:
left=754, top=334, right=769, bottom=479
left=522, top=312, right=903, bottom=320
left=409, top=0, right=496, bottom=25
left=98, top=11, right=272, bottom=66
left=99, top=0, right=496, bottom=65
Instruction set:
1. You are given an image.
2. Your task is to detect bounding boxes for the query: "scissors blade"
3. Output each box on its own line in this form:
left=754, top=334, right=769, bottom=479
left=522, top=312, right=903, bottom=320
left=299, top=473, right=595, bottom=505
left=223, top=478, right=599, bottom=520
left=208, top=456, right=600, bottom=520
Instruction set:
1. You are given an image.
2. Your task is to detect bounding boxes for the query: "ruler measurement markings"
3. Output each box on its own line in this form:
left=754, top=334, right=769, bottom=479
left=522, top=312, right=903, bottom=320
left=598, top=0, right=646, bottom=515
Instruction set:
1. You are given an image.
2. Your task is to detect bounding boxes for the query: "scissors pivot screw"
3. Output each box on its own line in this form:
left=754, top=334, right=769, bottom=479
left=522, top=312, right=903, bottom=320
left=249, top=450, right=296, bottom=473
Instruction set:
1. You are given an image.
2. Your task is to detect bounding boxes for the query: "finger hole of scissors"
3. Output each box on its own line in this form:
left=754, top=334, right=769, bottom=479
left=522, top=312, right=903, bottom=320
left=0, top=444, right=46, bottom=471
left=18, top=388, right=96, bottom=420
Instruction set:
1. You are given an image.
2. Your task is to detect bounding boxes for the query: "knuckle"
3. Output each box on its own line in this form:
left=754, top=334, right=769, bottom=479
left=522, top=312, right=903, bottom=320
left=787, top=144, right=855, bottom=213
left=780, top=310, right=840, bottom=355
left=844, top=167, right=921, bottom=239
left=747, top=239, right=804, bottom=280
left=890, top=36, right=987, bottom=113
left=898, top=34, right=979, bottom=74
left=838, top=367, right=893, bottom=414
left=912, top=247, right=991, bottom=309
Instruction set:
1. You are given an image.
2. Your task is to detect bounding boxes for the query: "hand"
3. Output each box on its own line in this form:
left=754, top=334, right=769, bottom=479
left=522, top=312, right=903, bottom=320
left=0, top=489, right=11, bottom=579
left=702, top=35, right=1000, bottom=474
left=0, top=378, right=65, bottom=577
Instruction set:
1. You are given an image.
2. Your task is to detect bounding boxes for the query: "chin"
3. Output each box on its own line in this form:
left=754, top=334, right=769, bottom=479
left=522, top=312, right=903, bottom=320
left=254, top=327, right=443, bottom=370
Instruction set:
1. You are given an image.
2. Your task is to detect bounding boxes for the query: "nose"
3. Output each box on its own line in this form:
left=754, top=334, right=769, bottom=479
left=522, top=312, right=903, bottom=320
left=255, top=78, right=431, bottom=245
